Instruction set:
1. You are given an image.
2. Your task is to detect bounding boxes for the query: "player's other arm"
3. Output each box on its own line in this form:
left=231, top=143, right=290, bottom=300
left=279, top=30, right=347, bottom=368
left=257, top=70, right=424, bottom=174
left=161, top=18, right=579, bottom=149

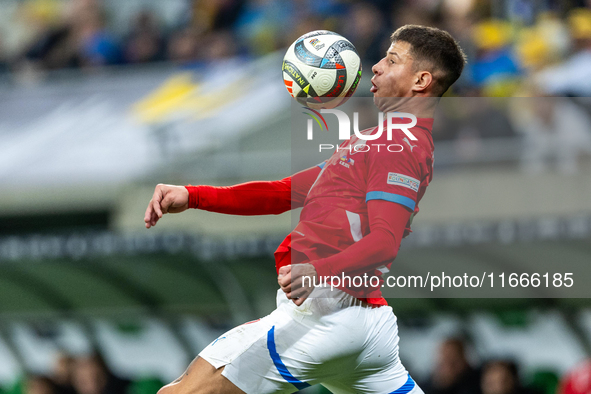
left=144, top=166, right=321, bottom=228
left=279, top=200, right=411, bottom=304
left=312, top=199, right=411, bottom=277
left=310, top=143, right=420, bottom=276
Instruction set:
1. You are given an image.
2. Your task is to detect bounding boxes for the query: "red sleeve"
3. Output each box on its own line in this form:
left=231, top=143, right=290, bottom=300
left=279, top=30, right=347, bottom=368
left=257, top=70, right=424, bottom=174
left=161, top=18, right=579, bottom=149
left=185, top=166, right=321, bottom=216
left=292, top=165, right=322, bottom=207
left=312, top=199, right=411, bottom=277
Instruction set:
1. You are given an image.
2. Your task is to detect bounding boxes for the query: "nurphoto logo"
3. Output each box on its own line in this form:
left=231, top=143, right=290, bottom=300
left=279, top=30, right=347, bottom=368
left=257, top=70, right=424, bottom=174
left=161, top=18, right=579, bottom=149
left=303, top=107, right=418, bottom=152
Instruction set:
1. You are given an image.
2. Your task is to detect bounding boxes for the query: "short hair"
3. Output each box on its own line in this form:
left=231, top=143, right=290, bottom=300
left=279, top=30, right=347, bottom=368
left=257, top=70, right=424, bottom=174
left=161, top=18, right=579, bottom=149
left=391, top=25, right=467, bottom=96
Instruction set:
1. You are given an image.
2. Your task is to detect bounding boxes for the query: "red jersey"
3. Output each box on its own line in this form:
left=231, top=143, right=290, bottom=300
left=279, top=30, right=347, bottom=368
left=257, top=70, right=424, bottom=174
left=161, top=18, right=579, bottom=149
left=275, top=118, right=434, bottom=304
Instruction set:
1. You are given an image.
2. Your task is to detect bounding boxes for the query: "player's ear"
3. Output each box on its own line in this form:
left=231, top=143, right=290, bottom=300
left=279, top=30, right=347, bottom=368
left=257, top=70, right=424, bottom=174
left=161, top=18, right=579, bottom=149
left=412, top=71, right=433, bottom=93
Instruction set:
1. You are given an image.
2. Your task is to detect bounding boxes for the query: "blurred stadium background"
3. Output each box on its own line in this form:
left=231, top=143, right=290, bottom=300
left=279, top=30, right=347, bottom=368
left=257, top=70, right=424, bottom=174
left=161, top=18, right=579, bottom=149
left=1, top=0, right=591, bottom=393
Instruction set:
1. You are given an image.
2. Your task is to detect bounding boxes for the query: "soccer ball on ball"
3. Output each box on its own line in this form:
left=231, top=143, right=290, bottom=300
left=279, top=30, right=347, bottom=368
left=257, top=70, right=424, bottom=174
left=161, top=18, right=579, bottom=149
left=282, top=30, right=362, bottom=109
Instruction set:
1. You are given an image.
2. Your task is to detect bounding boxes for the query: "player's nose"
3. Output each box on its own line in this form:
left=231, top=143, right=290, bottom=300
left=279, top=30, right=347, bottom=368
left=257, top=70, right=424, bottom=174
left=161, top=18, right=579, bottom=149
left=372, top=60, right=383, bottom=75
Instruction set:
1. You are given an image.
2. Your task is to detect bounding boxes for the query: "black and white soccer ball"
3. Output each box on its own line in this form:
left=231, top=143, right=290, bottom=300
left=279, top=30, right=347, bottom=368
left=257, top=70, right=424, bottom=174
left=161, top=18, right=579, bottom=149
left=282, top=30, right=362, bottom=109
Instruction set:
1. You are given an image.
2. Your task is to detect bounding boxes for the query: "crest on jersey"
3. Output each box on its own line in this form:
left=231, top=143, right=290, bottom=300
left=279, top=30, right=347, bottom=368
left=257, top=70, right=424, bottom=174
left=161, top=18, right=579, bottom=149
left=339, top=155, right=355, bottom=168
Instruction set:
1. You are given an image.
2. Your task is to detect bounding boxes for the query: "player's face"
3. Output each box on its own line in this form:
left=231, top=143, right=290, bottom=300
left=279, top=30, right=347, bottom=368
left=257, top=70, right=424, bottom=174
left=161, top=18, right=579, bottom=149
left=371, top=41, right=417, bottom=99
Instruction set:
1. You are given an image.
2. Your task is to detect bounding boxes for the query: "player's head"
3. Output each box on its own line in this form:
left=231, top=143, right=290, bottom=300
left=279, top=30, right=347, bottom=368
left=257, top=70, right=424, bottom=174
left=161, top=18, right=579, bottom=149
left=371, top=25, right=467, bottom=99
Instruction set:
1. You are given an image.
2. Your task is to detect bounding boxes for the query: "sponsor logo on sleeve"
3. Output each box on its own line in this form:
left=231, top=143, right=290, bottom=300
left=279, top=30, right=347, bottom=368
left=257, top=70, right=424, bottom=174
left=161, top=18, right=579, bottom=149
left=387, top=173, right=420, bottom=192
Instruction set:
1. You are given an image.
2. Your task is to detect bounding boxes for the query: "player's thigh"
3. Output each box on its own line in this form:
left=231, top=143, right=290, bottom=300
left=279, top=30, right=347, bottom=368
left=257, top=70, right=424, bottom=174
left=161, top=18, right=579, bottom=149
left=322, top=373, right=424, bottom=394
left=320, top=306, right=416, bottom=393
left=157, top=357, right=244, bottom=394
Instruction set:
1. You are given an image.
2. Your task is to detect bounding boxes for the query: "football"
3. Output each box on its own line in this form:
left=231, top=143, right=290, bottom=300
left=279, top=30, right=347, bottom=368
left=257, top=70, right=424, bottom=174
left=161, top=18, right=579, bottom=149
left=282, top=30, right=362, bottom=109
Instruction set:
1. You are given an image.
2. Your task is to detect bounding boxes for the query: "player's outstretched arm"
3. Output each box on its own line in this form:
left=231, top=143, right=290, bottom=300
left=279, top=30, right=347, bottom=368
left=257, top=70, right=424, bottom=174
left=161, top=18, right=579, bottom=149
left=186, top=179, right=292, bottom=216
left=144, top=184, right=189, bottom=228
left=188, top=165, right=321, bottom=215
left=145, top=166, right=322, bottom=228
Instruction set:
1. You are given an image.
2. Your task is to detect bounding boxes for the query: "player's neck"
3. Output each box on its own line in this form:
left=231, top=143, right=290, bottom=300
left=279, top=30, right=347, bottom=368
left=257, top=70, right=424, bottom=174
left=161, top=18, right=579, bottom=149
left=376, top=96, right=438, bottom=118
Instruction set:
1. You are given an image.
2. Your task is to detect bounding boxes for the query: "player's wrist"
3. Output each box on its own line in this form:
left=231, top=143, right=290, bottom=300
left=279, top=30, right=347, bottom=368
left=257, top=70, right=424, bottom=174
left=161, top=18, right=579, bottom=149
left=185, top=185, right=200, bottom=209
left=311, top=258, right=333, bottom=279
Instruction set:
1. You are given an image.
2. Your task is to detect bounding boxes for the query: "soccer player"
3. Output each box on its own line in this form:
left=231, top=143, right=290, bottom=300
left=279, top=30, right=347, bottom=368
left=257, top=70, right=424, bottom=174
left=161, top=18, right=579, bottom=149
left=145, top=25, right=466, bottom=394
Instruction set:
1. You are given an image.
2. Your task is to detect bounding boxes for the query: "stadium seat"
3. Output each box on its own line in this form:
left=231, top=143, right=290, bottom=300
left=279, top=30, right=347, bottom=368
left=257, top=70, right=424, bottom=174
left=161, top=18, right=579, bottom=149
left=0, top=337, right=21, bottom=388
left=5, top=377, right=23, bottom=394
left=527, top=370, right=560, bottom=394
left=8, top=320, right=91, bottom=375
left=469, top=311, right=586, bottom=375
left=128, top=377, right=165, bottom=394
left=93, top=317, right=189, bottom=383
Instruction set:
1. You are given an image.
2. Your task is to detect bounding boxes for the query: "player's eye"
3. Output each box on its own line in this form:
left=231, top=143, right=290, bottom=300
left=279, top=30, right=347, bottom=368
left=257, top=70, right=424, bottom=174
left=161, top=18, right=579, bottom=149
left=390, top=59, right=396, bottom=64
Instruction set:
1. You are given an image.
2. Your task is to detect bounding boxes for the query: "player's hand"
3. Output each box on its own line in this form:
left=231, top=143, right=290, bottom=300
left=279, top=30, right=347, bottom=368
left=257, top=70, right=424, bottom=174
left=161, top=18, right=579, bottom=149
left=278, top=264, right=318, bottom=306
left=144, top=184, right=189, bottom=228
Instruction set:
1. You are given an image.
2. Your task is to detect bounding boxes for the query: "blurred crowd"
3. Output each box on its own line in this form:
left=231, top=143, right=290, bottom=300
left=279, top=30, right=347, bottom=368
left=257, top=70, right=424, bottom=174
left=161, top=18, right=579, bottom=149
left=1, top=0, right=591, bottom=173
left=418, top=337, right=591, bottom=394
left=432, top=97, right=591, bottom=174
left=419, top=338, right=543, bottom=394
left=0, top=343, right=545, bottom=394
left=7, top=352, right=160, bottom=394
left=9, top=340, right=591, bottom=394
left=1, top=0, right=591, bottom=96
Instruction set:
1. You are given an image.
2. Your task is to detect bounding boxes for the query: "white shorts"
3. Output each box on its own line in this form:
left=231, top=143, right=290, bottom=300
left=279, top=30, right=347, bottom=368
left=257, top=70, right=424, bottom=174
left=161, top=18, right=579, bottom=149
left=199, top=289, right=423, bottom=394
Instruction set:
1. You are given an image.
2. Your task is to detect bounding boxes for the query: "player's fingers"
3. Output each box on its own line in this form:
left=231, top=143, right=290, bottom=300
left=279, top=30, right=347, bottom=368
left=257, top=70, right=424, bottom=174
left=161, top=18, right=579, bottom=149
left=145, top=210, right=159, bottom=229
left=287, top=287, right=309, bottom=304
left=144, top=211, right=153, bottom=229
left=290, top=276, right=303, bottom=291
left=161, top=194, right=176, bottom=214
left=144, top=199, right=154, bottom=224
left=279, top=280, right=291, bottom=292
left=152, top=187, right=164, bottom=218
left=279, top=276, right=292, bottom=294
left=286, top=285, right=303, bottom=299
left=278, top=270, right=292, bottom=288
left=146, top=204, right=161, bottom=228
left=278, top=265, right=291, bottom=279
left=293, top=295, right=307, bottom=306
left=151, top=197, right=162, bottom=218
left=150, top=210, right=160, bottom=227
